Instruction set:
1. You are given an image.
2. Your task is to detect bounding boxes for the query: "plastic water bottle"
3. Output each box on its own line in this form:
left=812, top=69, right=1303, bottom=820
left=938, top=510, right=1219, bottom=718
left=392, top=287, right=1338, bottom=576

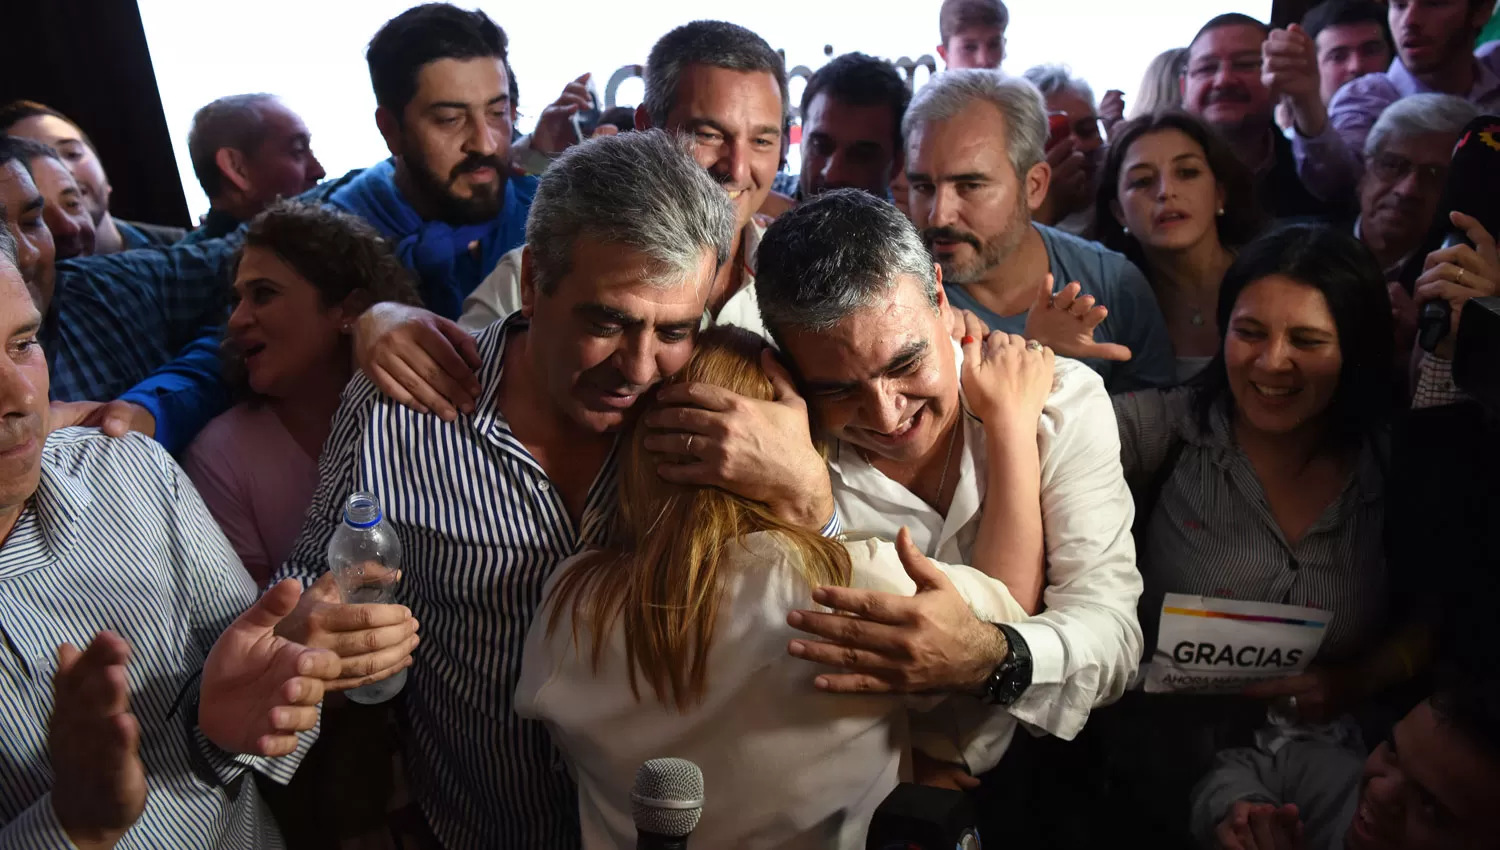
left=327, top=491, right=407, bottom=705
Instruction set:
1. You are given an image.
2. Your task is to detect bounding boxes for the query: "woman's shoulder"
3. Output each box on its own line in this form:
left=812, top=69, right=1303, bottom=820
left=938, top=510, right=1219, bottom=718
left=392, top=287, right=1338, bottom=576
left=184, top=403, right=276, bottom=462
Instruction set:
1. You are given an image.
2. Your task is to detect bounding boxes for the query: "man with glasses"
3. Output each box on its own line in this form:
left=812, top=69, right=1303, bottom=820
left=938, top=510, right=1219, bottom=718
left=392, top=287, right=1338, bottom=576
left=1353, top=93, right=1478, bottom=278
left=1182, top=13, right=1342, bottom=220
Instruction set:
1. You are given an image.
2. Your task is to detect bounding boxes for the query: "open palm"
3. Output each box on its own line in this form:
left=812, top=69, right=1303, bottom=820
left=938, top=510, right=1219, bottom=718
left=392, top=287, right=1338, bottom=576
left=1023, top=274, right=1133, bottom=362
left=200, top=580, right=341, bottom=757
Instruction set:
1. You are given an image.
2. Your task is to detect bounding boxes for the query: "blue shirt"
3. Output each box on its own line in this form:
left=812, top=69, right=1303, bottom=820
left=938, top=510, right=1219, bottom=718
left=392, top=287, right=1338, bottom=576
left=117, top=219, right=186, bottom=250
left=0, top=428, right=310, bottom=849
left=45, top=240, right=234, bottom=410
left=328, top=159, right=537, bottom=318
left=943, top=224, right=1176, bottom=392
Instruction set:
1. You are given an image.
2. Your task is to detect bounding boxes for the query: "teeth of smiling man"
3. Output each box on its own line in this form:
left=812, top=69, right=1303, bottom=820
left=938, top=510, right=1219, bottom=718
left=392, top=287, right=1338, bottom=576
left=726, top=190, right=743, bottom=200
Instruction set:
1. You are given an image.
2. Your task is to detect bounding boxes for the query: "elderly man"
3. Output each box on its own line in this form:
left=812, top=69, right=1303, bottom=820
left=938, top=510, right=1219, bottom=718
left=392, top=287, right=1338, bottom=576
left=1023, top=64, right=1105, bottom=235
left=1354, top=93, right=1479, bottom=278
left=0, top=219, right=379, bottom=847
left=1276, top=0, right=1499, bottom=201
left=182, top=94, right=325, bottom=244
left=271, top=129, right=834, bottom=849
left=355, top=18, right=792, bottom=417
left=906, top=69, right=1175, bottom=391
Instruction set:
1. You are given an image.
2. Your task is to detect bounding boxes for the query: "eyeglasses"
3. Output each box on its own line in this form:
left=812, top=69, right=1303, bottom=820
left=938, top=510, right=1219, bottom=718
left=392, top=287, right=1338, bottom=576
left=1368, top=152, right=1448, bottom=189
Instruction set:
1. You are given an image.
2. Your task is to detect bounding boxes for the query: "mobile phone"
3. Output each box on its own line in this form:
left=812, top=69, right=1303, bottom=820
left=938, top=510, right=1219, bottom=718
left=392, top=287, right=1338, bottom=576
left=1047, top=113, right=1072, bottom=150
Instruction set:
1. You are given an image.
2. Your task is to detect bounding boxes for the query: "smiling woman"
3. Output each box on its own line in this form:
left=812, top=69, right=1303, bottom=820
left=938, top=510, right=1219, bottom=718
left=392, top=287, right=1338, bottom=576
left=1082, top=224, right=1404, bottom=843
left=181, top=200, right=420, bottom=586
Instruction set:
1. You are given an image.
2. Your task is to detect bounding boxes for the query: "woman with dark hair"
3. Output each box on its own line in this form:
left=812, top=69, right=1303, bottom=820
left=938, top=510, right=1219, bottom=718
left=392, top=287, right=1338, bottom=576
left=1095, top=224, right=1408, bottom=842
left=183, top=200, right=420, bottom=585
left=517, top=325, right=1054, bottom=849
left=1091, top=110, right=1266, bottom=382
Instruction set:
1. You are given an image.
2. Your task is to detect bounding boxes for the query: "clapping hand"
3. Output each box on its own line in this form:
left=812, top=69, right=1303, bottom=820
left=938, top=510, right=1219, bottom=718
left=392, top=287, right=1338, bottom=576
left=200, top=579, right=343, bottom=757
left=49, top=631, right=147, bottom=850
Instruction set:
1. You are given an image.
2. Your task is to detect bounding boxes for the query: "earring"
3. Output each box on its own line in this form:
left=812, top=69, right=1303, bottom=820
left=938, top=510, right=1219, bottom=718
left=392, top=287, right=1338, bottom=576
left=1122, top=226, right=1130, bottom=234
left=1217, top=208, right=1226, bottom=216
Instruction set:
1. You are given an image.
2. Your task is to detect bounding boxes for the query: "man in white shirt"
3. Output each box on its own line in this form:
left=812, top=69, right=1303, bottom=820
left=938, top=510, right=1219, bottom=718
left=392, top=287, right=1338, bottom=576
left=705, top=188, right=1143, bottom=774
left=351, top=19, right=789, bottom=418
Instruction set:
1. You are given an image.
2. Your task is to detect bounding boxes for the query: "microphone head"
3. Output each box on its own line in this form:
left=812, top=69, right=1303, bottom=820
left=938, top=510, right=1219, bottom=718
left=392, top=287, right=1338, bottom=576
left=1440, top=115, right=1500, bottom=230
left=631, top=758, right=704, bottom=838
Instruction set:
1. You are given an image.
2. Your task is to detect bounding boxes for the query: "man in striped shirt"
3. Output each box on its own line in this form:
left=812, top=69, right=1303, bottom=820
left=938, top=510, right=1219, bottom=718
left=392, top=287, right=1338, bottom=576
left=275, top=130, right=838, bottom=848
left=0, top=223, right=362, bottom=847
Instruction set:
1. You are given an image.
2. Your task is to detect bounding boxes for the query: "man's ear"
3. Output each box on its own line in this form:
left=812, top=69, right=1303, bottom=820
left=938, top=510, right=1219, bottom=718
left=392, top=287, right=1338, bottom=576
left=634, top=104, right=652, bottom=131
left=936, top=43, right=950, bottom=67
left=519, top=245, right=539, bottom=317
left=214, top=148, right=253, bottom=195
left=890, top=148, right=907, bottom=186
left=1024, top=160, right=1052, bottom=212
left=935, top=262, right=953, bottom=321
left=375, top=106, right=403, bottom=158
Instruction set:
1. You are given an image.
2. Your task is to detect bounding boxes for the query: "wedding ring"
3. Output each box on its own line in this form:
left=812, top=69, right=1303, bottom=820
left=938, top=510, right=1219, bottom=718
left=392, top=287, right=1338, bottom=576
left=1026, top=340, right=1043, bottom=352
left=686, top=435, right=695, bottom=453
left=1458, top=268, right=1466, bottom=284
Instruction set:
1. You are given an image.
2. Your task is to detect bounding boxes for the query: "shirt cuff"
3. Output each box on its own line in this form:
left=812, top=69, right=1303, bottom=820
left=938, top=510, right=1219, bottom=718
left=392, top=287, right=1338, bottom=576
left=819, top=506, right=842, bottom=538
left=1413, top=354, right=1465, bottom=409
left=1004, top=620, right=1065, bottom=686
left=3, top=794, right=80, bottom=850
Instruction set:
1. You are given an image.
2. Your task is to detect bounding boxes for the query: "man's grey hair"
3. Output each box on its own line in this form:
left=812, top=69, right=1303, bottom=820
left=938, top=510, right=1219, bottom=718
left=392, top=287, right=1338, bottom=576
left=755, top=189, right=938, bottom=344
left=643, top=21, right=789, bottom=131
left=526, top=129, right=736, bottom=296
left=0, top=214, right=15, bottom=269
left=187, top=93, right=282, bottom=200
left=1022, top=64, right=1095, bottom=109
left=1364, top=93, right=1479, bottom=158
left=903, top=70, right=1047, bottom=180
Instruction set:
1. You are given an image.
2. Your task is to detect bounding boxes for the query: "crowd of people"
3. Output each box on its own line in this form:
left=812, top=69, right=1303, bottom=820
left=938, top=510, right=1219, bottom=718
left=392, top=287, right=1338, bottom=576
left=2, top=0, right=1500, bottom=848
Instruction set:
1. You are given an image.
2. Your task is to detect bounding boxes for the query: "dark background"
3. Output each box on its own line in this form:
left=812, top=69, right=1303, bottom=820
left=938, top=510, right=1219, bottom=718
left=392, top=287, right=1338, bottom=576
left=1, top=0, right=1314, bottom=231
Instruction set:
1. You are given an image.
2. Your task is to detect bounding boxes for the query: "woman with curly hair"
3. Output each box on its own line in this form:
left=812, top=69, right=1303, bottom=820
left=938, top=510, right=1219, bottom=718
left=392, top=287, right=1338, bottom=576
left=183, top=199, right=420, bottom=585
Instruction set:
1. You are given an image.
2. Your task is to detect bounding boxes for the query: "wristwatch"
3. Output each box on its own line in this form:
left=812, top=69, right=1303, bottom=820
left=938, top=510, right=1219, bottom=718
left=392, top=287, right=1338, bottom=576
left=977, top=623, right=1032, bottom=706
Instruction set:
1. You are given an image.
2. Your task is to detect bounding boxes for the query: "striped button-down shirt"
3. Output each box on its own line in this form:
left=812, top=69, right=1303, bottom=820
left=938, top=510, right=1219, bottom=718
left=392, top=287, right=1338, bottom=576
left=276, top=313, right=614, bottom=849
left=0, top=428, right=303, bottom=849
left=1113, top=389, right=1388, bottom=665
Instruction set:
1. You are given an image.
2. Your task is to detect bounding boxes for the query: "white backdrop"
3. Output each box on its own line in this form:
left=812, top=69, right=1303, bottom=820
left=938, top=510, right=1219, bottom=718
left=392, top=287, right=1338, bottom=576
left=137, top=0, right=1270, bottom=221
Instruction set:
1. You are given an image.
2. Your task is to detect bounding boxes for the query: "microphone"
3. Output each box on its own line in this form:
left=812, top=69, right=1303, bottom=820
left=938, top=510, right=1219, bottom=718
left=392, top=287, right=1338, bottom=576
left=865, top=782, right=983, bottom=849
left=1416, top=114, right=1500, bottom=352
left=632, top=758, right=704, bottom=849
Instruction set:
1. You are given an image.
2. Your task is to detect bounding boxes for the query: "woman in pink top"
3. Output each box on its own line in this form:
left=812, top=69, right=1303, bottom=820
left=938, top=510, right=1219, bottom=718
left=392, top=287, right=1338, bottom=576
left=184, top=200, right=420, bottom=585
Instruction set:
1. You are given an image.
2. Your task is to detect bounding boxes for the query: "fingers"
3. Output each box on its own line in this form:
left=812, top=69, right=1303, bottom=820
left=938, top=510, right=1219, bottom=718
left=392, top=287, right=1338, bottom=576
left=1080, top=341, right=1134, bottom=362
left=653, top=381, right=739, bottom=412
left=236, top=579, right=304, bottom=631
left=318, top=602, right=415, bottom=633
left=1051, top=281, right=1083, bottom=313
left=642, top=406, right=721, bottom=440
left=1249, top=808, right=1278, bottom=849
left=324, top=620, right=420, bottom=657
left=329, top=654, right=415, bottom=693
left=894, top=527, right=948, bottom=592
left=293, top=647, right=343, bottom=682
left=787, top=636, right=903, bottom=676
left=787, top=607, right=907, bottom=650
left=436, top=319, right=485, bottom=372
left=961, top=309, right=993, bottom=337
left=809, top=671, right=895, bottom=694
left=760, top=348, right=800, bottom=402
left=266, top=704, right=321, bottom=735
left=368, top=364, right=430, bottom=416
left=99, top=401, right=136, bottom=438
left=1031, top=273, right=1056, bottom=311
left=385, top=335, right=478, bottom=418
left=806, top=583, right=911, bottom=626
left=1450, top=210, right=1498, bottom=259
left=254, top=733, right=304, bottom=759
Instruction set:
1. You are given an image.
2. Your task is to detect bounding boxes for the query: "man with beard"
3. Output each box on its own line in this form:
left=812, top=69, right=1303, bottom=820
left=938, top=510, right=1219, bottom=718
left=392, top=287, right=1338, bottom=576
left=1353, top=93, right=1477, bottom=279
left=1277, top=0, right=1499, bottom=203
left=1192, top=674, right=1500, bottom=850
left=1022, top=64, right=1103, bottom=236
left=906, top=70, right=1175, bottom=392
left=327, top=3, right=535, bottom=319
left=349, top=20, right=793, bottom=418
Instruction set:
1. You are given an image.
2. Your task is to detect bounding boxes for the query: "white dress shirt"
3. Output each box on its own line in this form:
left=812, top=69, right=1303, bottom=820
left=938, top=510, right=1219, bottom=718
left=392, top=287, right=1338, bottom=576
left=459, top=223, right=768, bottom=338
left=829, top=352, right=1144, bottom=756
left=515, top=532, right=1026, bottom=850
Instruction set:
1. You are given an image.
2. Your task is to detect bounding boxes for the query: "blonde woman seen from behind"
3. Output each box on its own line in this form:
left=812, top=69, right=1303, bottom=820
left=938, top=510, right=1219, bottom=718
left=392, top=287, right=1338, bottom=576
left=516, top=326, right=1052, bottom=850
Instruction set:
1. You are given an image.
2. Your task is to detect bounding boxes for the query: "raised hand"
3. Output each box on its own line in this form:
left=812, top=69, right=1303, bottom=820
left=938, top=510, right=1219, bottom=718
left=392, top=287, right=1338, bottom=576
left=201, top=579, right=344, bottom=757
left=786, top=528, right=1006, bottom=694
left=1262, top=25, right=1326, bottom=136
left=49, top=631, right=147, bottom=850
left=959, top=311, right=1055, bottom=430
left=1099, top=89, right=1127, bottom=140
left=353, top=302, right=483, bottom=419
left=274, top=573, right=419, bottom=693
left=644, top=348, right=834, bottom=530
left=1022, top=274, right=1132, bottom=361
left=530, top=73, right=598, bottom=156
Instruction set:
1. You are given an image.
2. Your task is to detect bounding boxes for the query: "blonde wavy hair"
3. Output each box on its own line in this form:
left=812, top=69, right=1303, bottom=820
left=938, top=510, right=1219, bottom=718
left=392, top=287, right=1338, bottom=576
left=545, top=326, right=852, bottom=711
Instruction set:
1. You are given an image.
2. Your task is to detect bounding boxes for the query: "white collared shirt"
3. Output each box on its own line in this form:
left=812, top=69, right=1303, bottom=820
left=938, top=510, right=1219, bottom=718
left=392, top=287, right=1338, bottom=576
left=828, top=349, right=1144, bottom=753
left=459, top=222, right=768, bottom=338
